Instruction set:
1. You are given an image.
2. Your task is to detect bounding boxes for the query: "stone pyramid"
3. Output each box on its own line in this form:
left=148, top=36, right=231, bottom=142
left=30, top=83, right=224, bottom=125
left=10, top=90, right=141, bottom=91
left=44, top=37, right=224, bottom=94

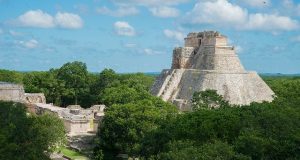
left=151, top=31, right=275, bottom=110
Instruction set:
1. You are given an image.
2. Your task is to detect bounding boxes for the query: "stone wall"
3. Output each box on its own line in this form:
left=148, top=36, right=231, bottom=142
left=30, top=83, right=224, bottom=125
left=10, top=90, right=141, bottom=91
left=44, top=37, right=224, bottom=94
left=34, top=103, right=105, bottom=135
left=24, top=93, right=46, bottom=104
left=0, top=82, right=25, bottom=102
left=176, top=70, right=274, bottom=106
left=64, top=119, right=91, bottom=135
left=0, top=82, right=47, bottom=104
left=172, top=47, right=195, bottom=69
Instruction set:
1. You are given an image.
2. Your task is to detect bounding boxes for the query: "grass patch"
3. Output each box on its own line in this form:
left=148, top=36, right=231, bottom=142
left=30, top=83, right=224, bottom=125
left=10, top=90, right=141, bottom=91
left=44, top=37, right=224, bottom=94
left=58, top=146, right=90, bottom=160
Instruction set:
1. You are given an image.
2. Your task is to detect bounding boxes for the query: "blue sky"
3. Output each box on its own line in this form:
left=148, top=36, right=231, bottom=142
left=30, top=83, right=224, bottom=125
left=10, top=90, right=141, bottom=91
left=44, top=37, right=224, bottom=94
left=0, top=0, right=299, bottom=73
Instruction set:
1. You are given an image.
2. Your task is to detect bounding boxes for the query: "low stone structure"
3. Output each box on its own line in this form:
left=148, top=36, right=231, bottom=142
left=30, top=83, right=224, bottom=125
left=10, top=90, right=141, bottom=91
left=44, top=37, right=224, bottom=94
left=34, top=103, right=105, bottom=135
left=151, top=31, right=275, bottom=110
left=24, top=93, right=46, bottom=103
left=0, top=81, right=46, bottom=104
left=0, top=81, right=105, bottom=135
left=0, top=82, right=25, bottom=102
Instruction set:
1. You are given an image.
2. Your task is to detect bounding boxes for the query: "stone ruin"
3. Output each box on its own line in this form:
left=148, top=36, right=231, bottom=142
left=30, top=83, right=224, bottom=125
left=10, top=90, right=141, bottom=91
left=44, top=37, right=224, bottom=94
left=35, top=103, right=106, bottom=135
left=0, top=82, right=105, bottom=154
left=0, top=82, right=46, bottom=104
left=151, top=31, right=275, bottom=111
left=0, top=81, right=106, bottom=136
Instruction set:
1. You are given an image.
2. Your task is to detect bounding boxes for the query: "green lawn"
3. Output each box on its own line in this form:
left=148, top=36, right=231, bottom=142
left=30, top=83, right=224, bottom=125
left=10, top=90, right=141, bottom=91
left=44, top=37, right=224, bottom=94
left=58, top=147, right=90, bottom=160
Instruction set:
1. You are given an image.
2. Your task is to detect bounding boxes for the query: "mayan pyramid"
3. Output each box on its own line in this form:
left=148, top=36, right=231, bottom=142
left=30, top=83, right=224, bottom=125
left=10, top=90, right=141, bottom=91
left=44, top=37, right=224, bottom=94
left=151, top=31, right=275, bottom=110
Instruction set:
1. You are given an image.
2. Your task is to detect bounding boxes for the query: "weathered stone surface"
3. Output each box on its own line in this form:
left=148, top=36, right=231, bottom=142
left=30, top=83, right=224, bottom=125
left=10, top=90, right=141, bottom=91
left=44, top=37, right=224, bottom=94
left=0, top=82, right=46, bottom=104
left=151, top=31, right=275, bottom=111
left=24, top=93, right=46, bottom=104
left=0, top=82, right=25, bottom=102
left=34, top=103, right=106, bottom=135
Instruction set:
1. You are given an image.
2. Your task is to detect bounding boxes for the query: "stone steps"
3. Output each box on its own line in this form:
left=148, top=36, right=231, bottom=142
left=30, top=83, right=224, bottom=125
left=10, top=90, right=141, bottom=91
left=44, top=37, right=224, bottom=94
left=159, top=69, right=184, bottom=101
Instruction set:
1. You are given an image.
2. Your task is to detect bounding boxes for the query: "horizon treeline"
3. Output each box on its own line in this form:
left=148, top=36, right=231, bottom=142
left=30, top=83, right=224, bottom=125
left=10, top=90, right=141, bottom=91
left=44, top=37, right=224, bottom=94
left=94, top=76, right=300, bottom=159
left=0, top=61, right=155, bottom=108
left=1, top=61, right=300, bottom=159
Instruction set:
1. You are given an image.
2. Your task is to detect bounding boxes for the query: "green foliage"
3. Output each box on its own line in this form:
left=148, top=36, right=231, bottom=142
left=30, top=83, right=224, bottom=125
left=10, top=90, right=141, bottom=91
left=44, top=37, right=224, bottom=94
left=154, top=140, right=248, bottom=160
left=59, top=146, right=89, bottom=160
left=57, top=61, right=90, bottom=106
left=263, top=76, right=300, bottom=107
left=23, top=70, right=67, bottom=106
left=96, top=70, right=155, bottom=107
left=0, top=101, right=66, bottom=160
left=2, top=61, right=300, bottom=159
left=98, top=100, right=176, bottom=157
left=91, top=76, right=300, bottom=159
left=93, top=149, right=104, bottom=160
left=100, top=85, right=140, bottom=106
left=4, top=63, right=155, bottom=108
left=192, top=89, right=230, bottom=110
left=0, top=69, right=23, bottom=84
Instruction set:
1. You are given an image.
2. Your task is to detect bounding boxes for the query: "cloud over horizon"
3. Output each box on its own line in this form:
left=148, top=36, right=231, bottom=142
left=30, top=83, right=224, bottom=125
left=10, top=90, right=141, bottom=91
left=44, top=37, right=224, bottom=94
left=18, top=39, right=39, bottom=49
left=1, top=0, right=300, bottom=73
left=114, top=21, right=136, bottom=36
left=150, top=6, right=180, bottom=18
left=184, top=0, right=299, bottom=31
left=96, top=6, right=139, bottom=17
left=13, top=10, right=83, bottom=29
left=110, top=0, right=190, bottom=6
left=163, top=29, right=185, bottom=42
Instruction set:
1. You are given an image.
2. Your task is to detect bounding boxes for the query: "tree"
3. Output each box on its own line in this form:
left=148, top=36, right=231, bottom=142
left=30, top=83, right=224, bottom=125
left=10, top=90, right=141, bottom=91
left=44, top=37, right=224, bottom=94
left=42, top=69, right=67, bottom=106
left=100, top=84, right=151, bottom=106
left=97, top=100, right=176, bottom=157
left=0, top=69, right=23, bottom=84
left=23, top=70, right=67, bottom=106
left=23, top=71, right=47, bottom=93
left=0, top=101, right=66, bottom=160
left=57, top=61, right=89, bottom=106
left=155, top=140, right=249, bottom=160
left=192, top=90, right=230, bottom=110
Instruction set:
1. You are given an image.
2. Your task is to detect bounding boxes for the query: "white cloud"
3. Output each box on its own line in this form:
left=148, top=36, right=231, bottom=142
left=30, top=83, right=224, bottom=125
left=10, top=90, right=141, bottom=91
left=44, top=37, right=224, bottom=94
left=111, top=0, right=189, bottom=6
left=150, top=6, right=180, bottom=18
left=245, top=13, right=299, bottom=31
left=19, top=39, right=39, bottom=49
left=114, top=21, right=136, bottom=36
left=184, top=0, right=299, bottom=31
left=55, top=12, right=83, bottom=29
left=186, top=0, right=248, bottom=26
left=144, top=48, right=164, bottom=55
left=124, top=43, right=137, bottom=48
left=9, top=30, right=23, bottom=36
left=291, top=35, right=300, bottom=42
left=15, top=10, right=83, bottom=29
left=74, top=4, right=89, bottom=14
left=18, top=10, right=55, bottom=28
left=163, top=29, right=185, bottom=42
left=282, top=0, right=300, bottom=16
left=239, top=0, right=271, bottom=7
left=96, top=6, right=139, bottom=17
left=235, top=45, right=243, bottom=53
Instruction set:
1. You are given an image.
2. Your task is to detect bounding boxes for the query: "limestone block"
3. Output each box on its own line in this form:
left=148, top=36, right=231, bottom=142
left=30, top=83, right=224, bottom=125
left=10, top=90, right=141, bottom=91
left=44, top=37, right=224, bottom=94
left=24, top=93, right=46, bottom=104
left=0, top=82, right=25, bottom=102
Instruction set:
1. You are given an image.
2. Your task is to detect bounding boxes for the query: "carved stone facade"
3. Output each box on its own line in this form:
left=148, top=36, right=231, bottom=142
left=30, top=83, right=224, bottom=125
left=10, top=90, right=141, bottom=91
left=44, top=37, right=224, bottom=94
left=151, top=31, right=275, bottom=111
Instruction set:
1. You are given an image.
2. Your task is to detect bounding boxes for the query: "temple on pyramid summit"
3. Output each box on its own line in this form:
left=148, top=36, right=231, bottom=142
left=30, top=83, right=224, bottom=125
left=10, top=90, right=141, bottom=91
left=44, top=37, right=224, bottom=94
left=151, top=31, right=275, bottom=110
